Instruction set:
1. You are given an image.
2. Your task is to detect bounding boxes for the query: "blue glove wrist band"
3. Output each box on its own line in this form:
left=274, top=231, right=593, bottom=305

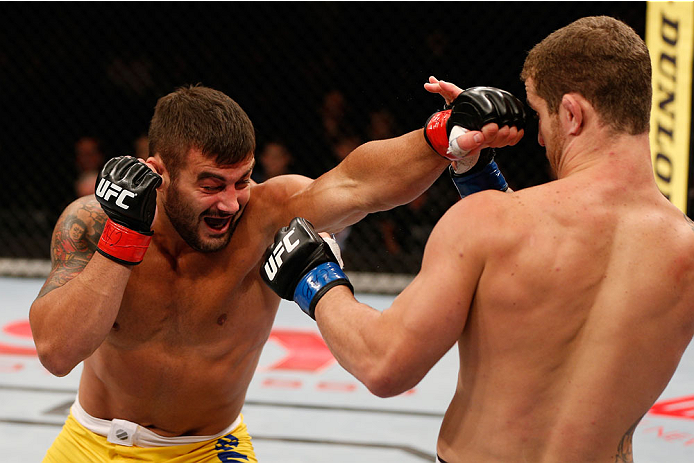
left=450, top=161, right=508, bottom=198
left=294, top=262, right=353, bottom=319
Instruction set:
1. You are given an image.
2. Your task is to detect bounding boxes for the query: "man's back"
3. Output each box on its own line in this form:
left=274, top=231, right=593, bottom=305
left=439, top=165, right=694, bottom=462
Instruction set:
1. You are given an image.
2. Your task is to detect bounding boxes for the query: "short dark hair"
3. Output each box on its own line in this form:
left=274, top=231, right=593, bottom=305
left=521, top=16, right=651, bottom=135
left=148, top=85, right=256, bottom=175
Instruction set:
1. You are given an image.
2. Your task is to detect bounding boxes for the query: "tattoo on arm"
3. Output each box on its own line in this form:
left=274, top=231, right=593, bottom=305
left=38, top=199, right=106, bottom=298
left=614, top=416, right=642, bottom=463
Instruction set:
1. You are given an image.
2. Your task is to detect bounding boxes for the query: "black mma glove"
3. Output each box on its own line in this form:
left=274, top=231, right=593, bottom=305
left=424, top=86, right=526, bottom=160
left=261, top=217, right=353, bottom=319
left=424, top=86, right=525, bottom=198
left=95, top=156, right=162, bottom=265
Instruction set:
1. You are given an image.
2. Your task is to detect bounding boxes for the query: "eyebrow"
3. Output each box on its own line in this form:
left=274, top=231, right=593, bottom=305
left=196, top=161, right=255, bottom=182
left=197, top=172, right=226, bottom=182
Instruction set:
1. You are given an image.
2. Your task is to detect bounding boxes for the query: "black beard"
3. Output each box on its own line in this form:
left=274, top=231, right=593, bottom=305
left=163, top=183, right=239, bottom=253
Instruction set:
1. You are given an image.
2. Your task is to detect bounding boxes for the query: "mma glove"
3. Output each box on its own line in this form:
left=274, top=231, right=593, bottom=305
left=424, top=86, right=525, bottom=198
left=261, top=217, right=353, bottom=319
left=95, top=156, right=162, bottom=265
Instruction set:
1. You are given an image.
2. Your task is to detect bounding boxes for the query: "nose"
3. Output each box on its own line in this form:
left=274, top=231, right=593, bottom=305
left=538, top=131, right=545, bottom=147
left=216, top=189, right=240, bottom=215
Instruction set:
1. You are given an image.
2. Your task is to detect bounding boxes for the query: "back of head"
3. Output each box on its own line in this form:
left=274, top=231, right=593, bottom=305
left=521, top=16, right=651, bottom=135
left=148, top=85, right=256, bottom=176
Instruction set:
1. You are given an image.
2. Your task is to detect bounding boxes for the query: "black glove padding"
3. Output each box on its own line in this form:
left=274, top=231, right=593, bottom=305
left=424, top=86, right=525, bottom=161
left=95, top=156, right=162, bottom=234
left=445, top=86, right=526, bottom=131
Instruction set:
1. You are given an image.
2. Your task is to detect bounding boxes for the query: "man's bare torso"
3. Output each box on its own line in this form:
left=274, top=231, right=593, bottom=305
left=77, top=183, right=284, bottom=436
left=438, top=170, right=694, bottom=462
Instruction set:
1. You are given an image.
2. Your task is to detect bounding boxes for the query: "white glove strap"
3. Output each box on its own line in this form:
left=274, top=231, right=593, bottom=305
left=447, top=125, right=470, bottom=159
left=449, top=125, right=481, bottom=174
left=324, top=234, right=345, bottom=268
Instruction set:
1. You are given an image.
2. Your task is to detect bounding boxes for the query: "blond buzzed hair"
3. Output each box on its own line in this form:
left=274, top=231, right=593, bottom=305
left=521, top=16, right=651, bottom=135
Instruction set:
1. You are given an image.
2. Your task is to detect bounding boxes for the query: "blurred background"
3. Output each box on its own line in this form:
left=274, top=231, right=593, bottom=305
left=0, top=2, right=649, bottom=285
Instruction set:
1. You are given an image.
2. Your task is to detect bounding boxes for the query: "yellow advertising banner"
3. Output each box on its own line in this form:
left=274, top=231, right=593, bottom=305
left=647, top=1, right=694, bottom=213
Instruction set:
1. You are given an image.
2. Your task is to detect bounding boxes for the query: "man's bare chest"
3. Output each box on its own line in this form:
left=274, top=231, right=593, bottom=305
left=108, top=251, right=276, bottom=350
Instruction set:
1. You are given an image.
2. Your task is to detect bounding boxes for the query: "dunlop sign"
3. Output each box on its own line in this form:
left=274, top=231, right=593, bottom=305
left=646, top=2, right=694, bottom=213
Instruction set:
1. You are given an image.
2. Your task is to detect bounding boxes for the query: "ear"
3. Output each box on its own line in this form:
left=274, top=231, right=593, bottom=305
left=145, top=155, right=169, bottom=189
left=560, top=94, right=584, bottom=136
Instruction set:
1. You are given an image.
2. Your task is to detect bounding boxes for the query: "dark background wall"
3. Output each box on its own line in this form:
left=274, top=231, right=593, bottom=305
left=0, top=2, right=647, bottom=272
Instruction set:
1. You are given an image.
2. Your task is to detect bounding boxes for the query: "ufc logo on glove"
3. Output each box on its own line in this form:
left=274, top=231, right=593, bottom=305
left=94, top=156, right=160, bottom=266
left=261, top=217, right=353, bottom=319
left=96, top=179, right=137, bottom=210
left=263, top=230, right=300, bottom=281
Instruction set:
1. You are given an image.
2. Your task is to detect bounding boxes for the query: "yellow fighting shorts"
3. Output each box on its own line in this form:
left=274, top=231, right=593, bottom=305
left=43, top=397, right=257, bottom=462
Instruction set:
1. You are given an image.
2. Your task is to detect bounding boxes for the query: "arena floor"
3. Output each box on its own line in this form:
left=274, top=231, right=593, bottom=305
left=1, top=276, right=693, bottom=462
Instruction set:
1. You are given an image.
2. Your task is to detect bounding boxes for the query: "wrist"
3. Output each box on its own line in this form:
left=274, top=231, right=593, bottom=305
left=97, top=218, right=153, bottom=266
left=293, top=262, right=353, bottom=319
left=313, top=284, right=354, bottom=321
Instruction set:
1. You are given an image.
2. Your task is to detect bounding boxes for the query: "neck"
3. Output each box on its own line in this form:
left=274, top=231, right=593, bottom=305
left=151, top=200, right=195, bottom=259
left=553, top=129, right=653, bottom=182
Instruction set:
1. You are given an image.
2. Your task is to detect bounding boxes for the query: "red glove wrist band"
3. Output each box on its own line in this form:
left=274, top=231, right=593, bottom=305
left=97, top=219, right=152, bottom=265
left=424, top=109, right=453, bottom=160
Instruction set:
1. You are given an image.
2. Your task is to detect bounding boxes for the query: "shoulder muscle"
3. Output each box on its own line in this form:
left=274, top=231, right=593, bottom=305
left=251, top=174, right=313, bottom=232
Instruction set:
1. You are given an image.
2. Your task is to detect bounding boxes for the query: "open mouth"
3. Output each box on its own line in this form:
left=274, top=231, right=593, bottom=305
left=203, top=216, right=232, bottom=232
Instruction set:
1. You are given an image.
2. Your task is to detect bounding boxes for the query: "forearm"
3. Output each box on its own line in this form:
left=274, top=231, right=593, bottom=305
left=30, top=253, right=131, bottom=376
left=261, top=220, right=431, bottom=397
left=314, top=286, right=414, bottom=397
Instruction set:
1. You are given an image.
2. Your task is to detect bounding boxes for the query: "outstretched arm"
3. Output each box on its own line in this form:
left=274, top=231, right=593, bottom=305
left=285, top=79, right=523, bottom=233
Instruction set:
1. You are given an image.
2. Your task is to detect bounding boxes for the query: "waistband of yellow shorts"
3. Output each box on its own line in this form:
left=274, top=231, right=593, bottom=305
left=70, top=394, right=242, bottom=448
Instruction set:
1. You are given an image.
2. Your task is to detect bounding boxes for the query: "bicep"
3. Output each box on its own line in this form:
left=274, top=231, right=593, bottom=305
left=38, top=197, right=106, bottom=297
left=283, top=171, right=370, bottom=233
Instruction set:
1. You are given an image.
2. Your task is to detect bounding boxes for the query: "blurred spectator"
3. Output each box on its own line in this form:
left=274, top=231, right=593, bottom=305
left=316, top=89, right=363, bottom=168
left=320, top=89, right=350, bottom=143
left=366, top=108, right=400, bottom=140
left=74, top=136, right=105, bottom=198
left=377, top=190, right=439, bottom=273
left=253, top=141, right=295, bottom=183
left=133, top=134, right=149, bottom=160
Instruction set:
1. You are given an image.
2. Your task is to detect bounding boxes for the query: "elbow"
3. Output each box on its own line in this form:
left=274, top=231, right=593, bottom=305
left=35, top=340, right=80, bottom=377
left=30, top=304, right=81, bottom=377
left=364, top=379, right=402, bottom=399
left=361, top=359, right=420, bottom=398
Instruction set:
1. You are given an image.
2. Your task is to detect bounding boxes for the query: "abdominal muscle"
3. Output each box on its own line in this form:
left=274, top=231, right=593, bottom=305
left=77, top=326, right=267, bottom=437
